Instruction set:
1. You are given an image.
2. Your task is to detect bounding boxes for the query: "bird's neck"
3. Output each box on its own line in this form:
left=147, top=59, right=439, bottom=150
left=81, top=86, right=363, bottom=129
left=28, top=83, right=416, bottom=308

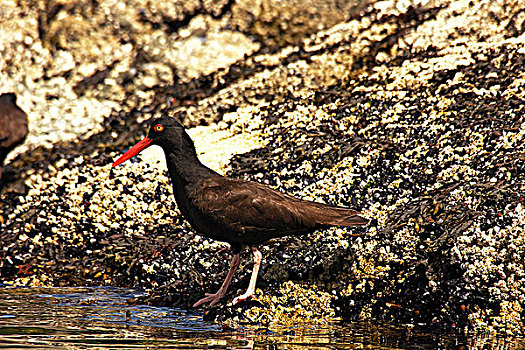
left=164, top=147, right=216, bottom=186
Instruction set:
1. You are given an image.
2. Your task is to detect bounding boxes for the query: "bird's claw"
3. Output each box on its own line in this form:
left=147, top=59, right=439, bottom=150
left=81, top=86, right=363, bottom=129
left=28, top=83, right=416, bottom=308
left=193, top=293, right=224, bottom=308
left=231, top=292, right=253, bottom=305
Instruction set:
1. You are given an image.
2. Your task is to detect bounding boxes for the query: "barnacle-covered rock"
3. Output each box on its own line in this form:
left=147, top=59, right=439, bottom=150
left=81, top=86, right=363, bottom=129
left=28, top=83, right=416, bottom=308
left=1, top=0, right=524, bottom=337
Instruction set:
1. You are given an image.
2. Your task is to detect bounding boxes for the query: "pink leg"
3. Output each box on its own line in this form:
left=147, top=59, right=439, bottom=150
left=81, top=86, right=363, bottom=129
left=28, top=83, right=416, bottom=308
left=193, top=253, right=240, bottom=307
left=232, top=247, right=262, bottom=305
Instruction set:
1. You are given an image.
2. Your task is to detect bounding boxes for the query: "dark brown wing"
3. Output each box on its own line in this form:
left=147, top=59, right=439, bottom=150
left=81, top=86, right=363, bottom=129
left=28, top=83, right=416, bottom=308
left=191, top=177, right=367, bottom=246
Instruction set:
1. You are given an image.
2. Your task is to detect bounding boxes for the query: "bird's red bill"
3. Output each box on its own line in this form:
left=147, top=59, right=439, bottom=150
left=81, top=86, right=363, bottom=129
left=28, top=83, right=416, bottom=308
left=112, top=137, right=153, bottom=167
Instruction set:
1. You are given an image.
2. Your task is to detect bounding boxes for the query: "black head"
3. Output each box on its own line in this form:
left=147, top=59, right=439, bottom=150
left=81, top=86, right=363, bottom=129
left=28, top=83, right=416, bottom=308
left=112, top=116, right=195, bottom=167
left=145, top=116, right=186, bottom=147
left=0, top=93, right=17, bottom=105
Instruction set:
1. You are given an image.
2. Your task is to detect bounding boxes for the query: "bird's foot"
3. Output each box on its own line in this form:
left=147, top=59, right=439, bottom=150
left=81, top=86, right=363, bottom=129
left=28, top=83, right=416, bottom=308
left=231, top=291, right=254, bottom=305
left=193, top=292, right=225, bottom=308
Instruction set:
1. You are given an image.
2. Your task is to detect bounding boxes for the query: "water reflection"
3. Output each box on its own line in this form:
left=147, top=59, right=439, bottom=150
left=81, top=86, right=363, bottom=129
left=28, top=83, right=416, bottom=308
left=0, top=285, right=522, bottom=349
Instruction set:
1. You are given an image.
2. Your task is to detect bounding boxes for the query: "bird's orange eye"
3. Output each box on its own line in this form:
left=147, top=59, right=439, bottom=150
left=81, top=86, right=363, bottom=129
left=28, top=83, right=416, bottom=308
left=154, top=124, right=164, bottom=132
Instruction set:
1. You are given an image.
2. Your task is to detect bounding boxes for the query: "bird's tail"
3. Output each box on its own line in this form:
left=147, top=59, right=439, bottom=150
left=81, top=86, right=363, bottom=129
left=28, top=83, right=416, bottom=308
left=323, top=208, right=369, bottom=226
left=306, top=202, right=369, bottom=227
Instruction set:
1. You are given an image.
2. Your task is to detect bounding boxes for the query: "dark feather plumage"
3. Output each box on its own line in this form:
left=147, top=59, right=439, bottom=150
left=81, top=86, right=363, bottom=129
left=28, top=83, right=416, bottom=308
left=189, top=176, right=367, bottom=250
left=112, top=115, right=368, bottom=306
left=0, top=93, right=29, bottom=178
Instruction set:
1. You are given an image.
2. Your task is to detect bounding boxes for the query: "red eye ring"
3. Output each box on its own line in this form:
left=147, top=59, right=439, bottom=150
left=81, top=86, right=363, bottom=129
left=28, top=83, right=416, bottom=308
left=154, top=124, right=164, bottom=132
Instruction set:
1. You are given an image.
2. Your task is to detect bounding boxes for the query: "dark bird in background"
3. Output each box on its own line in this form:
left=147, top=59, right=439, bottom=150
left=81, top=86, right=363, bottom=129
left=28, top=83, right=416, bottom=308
left=0, top=93, right=29, bottom=180
left=112, top=116, right=368, bottom=307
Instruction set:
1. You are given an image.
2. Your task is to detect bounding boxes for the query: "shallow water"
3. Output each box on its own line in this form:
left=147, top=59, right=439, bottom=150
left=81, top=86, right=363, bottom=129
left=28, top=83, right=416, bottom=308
left=0, top=286, right=521, bottom=349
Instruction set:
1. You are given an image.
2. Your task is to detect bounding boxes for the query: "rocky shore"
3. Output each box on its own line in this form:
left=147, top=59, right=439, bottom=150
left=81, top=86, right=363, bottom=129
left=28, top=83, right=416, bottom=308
left=1, top=0, right=524, bottom=336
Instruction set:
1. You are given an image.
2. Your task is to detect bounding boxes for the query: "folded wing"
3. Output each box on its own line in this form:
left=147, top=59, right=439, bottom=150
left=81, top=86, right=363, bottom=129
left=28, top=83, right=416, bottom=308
left=192, top=177, right=367, bottom=244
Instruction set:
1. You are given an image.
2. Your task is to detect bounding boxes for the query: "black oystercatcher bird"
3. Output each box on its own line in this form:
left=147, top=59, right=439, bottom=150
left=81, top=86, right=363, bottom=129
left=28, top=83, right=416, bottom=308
left=112, top=116, right=368, bottom=307
left=0, top=93, right=29, bottom=180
